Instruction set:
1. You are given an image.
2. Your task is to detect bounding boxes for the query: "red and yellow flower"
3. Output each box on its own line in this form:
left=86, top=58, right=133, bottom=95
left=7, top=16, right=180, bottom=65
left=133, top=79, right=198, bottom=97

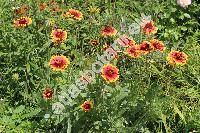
left=150, top=39, right=165, bottom=52
left=167, top=50, right=188, bottom=66
left=126, top=38, right=136, bottom=47
left=101, top=64, right=119, bottom=83
left=14, top=5, right=30, bottom=15
left=142, top=21, right=158, bottom=35
left=125, top=45, right=141, bottom=58
left=13, top=17, right=32, bottom=28
left=63, top=9, right=83, bottom=20
left=118, top=36, right=136, bottom=47
left=49, top=55, right=70, bottom=71
left=139, top=41, right=152, bottom=55
left=100, top=26, right=117, bottom=37
left=43, top=87, right=53, bottom=100
left=81, top=100, right=93, bottom=112
left=51, top=29, right=67, bottom=44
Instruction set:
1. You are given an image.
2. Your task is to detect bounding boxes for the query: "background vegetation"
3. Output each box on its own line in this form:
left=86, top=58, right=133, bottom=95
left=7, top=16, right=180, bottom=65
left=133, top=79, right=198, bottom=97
left=0, top=0, right=199, bottom=132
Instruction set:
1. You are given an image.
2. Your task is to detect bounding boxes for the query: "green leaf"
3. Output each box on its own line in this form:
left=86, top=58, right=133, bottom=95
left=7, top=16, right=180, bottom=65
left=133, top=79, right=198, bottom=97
left=13, top=105, right=25, bottom=114
left=26, top=63, right=30, bottom=73
left=183, top=13, right=191, bottom=18
left=173, top=104, right=186, bottom=124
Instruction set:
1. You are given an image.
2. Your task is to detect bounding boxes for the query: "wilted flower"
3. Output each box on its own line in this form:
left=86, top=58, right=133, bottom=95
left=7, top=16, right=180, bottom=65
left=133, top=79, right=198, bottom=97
left=177, top=0, right=192, bottom=8
left=89, top=39, right=99, bottom=46
left=14, top=5, right=29, bottom=15
left=43, top=87, right=53, bottom=100
left=142, top=21, right=158, bottom=35
left=49, top=55, right=70, bottom=71
left=13, top=17, right=32, bottom=28
left=39, top=3, right=47, bottom=11
left=150, top=39, right=165, bottom=52
left=114, top=54, right=119, bottom=60
left=81, top=100, right=93, bottom=112
left=167, top=50, right=188, bottom=66
left=50, top=5, right=62, bottom=13
left=139, top=41, right=152, bottom=55
left=125, top=45, right=141, bottom=58
left=63, top=9, right=83, bottom=20
left=51, top=29, right=67, bottom=44
left=101, top=64, right=119, bottom=83
left=102, top=43, right=110, bottom=51
left=49, top=0, right=57, bottom=5
left=100, top=26, right=117, bottom=37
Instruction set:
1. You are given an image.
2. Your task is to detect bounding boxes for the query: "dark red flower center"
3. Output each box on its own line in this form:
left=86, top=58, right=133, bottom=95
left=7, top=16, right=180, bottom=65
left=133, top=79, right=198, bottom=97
left=144, top=22, right=154, bottom=30
left=129, top=47, right=137, bottom=53
left=104, top=26, right=114, bottom=33
left=153, top=42, right=160, bottom=48
left=83, top=103, right=91, bottom=110
left=46, top=92, right=52, bottom=97
left=105, top=69, right=116, bottom=77
left=71, top=11, right=81, bottom=17
left=43, top=89, right=53, bottom=99
left=128, top=39, right=132, bottom=45
left=140, top=43, right=151, bottom=51
left=18, top=18, right=28, bottom=24
left=55, top=31, right=64, bottom=38
left=54, top=59, right=64, bottom=67
left=173, top=53, right=185, bottom=60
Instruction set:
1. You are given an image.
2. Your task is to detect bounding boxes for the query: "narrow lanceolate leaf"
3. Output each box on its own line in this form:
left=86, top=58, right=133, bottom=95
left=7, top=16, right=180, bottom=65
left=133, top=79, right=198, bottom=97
left=26, top=63, right=30, bottom=73
left=160, top=114, right=171, bottom=133
left=173, top=104, right=186, bottom=124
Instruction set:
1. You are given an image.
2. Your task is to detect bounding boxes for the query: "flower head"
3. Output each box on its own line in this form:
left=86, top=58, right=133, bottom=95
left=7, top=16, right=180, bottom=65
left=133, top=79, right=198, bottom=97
left=39, top=3, right=47, bottom=11
left=14, top=5, right=29, bottom=15
left=81, top=100, right=93, bottom=112
left=43, top=87, right=53, bottom=100
left=126, top=38, right=136, bottom=47
left=125, top=45, right=141, bottom=58
left=63, top=9, right=83, bottom=20
left=101, top=64, right=119, bottom=83
left=150, top=39, right=165, bottom=52
left=13, top=17, right=32, bottom=28
left=177, top=0, right=192, bottom=8
left=49, top=55, right=70, bottom=71
left=167, top=50, right=188, bottom=66
left=139, top=41, right=152, bottom=55
left=100, top=26, right=117, bottom=37
left=51, top=29, right=67, bottom=44
left=118, top=36, right=136, bottom=47
left=142, top=21, right=158, bottom=35
left=50, top=5, right=62, bottom=13
left=102, top=43, right=110, bottom=51
left=89, top=39, right=99, bottom=46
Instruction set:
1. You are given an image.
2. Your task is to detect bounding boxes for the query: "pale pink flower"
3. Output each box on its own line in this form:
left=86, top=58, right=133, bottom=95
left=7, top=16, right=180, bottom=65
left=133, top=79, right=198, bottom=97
left=177, top=0, right=192, bottom=8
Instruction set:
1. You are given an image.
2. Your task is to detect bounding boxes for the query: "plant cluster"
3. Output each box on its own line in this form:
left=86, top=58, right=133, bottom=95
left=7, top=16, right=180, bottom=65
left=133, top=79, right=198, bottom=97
left=0, top=0, right=199, bottom=132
